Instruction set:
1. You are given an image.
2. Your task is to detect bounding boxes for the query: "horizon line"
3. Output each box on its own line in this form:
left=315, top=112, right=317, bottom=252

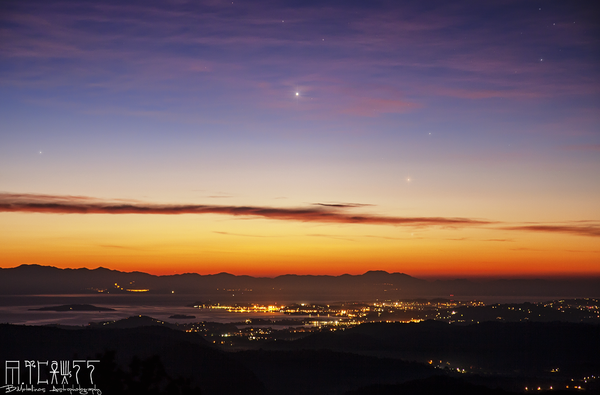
left=3, top=263, right=600, bottom=281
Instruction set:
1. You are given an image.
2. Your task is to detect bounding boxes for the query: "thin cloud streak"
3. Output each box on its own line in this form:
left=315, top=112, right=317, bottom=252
left=213, top=231, right=271, bottom=238
left=306, top=234, right=356, bottom=242
left=503, top=225, right=600, bottom=238
left=98, top=244, right=148, bottom=251
left=3, top=0, right=596, bottom=115
left=313, top=202, right=373, bottom=208
left=2, top=193, right=599, bottom=238
left=0, top=193, right=490, bottom=227
left=563, top=144, right=600, bottom=152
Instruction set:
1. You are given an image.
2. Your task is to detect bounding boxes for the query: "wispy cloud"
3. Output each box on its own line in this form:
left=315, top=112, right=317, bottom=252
left=97, top=244, right=148, bottom=251
left=340, top=97, right=420, bottom=117
left=445, top=237, right=513, bottom=242
left=306, top=234, right=356, bottom=242
left=0, top=193, right=490, bottom=227
left=509, top=247, right=546, bottom=252
left=503, top=224, right=600, bottom=238
left=364, top=235, right=418, bottom=241
left=313, top=202, right=373, bottom=208
left=3, top=0, right=596, bottom=122
left=563, top=144, right=600, bottom=152
left=2, top=193, right=599, bottom=238
left=213, top=231, right=271, bottom=238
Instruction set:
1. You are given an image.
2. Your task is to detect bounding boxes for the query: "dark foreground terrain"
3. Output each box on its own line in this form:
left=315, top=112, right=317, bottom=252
left=1, top=319, right=599, bottom=395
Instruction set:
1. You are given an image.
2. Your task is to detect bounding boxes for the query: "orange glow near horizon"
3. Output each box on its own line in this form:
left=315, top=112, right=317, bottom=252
left=0, top=198, right=600, bottom=278
left=1, top=0, right=599, bottom=286
left=1, top=212, right=598, bottom=279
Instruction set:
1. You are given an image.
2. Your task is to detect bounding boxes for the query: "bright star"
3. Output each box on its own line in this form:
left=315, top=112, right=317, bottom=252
left=295, top=92, right=299, bottom=96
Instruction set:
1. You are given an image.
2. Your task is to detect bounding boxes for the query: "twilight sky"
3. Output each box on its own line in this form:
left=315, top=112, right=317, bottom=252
left=1, top=0, right=599, bottom=277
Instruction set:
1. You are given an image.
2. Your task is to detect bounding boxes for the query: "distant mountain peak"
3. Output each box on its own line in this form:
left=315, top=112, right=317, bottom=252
left=363, top=270, right=413, bottom=278
left=364, top=270, right=390, bottom=275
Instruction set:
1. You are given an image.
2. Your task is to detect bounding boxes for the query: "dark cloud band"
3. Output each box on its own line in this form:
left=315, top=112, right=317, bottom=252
left=0, top=193, right=488, bottom=227
left=2, top=193, right=598, bottom=237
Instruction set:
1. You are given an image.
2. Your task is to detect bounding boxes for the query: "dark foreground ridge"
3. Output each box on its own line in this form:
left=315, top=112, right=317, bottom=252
left=0, top=324, right=263, bottom=395
left=1, top=319, right=599, bottom=395
left=2, top=264, right=600, bottom=299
